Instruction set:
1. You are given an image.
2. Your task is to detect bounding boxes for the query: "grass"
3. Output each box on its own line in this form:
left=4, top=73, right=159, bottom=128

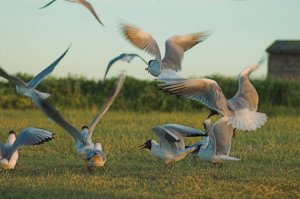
left=0, top=109, right=299, bottom=198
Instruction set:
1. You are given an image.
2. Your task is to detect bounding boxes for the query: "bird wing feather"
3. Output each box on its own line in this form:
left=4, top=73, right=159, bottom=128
left=88, top=73, right=126, bottom=139
left=27, top=45, right=70, bottom=88
left=31, top=93, right=85, bottom=143
left=121, top=23, right=161, bottom=60
left=158, top=78, right=229, bottom=115
left=3, top=127, right=54, bottom=160
left=161, top=31, right=211, bottom=71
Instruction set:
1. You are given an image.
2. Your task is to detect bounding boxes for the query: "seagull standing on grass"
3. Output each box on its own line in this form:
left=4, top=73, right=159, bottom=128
left=0, top=46, right=70, bottom=100
left=191, top=118, right=240, bottom=166
left=40, top=0, right=104, bottom=26
left=139, top=124, right=207, bottom=164
left=31, top=73, right=126, bottom=170
left=120, top=22, right=212, bottom=80
left=103, top=53, right=147, bottom=82
left=158, top=60, right=267, bottom=131
left=0, top=127, right=54, bottom=170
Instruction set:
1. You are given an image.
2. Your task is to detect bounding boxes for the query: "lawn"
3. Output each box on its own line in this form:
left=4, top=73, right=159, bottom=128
left=0, top=110, right=299, bottom=198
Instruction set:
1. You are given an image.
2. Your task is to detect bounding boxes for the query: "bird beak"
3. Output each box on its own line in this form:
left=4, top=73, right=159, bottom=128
left=145, top=67, right=148, bottom=71
left=139, top=144, right=146, bottom=149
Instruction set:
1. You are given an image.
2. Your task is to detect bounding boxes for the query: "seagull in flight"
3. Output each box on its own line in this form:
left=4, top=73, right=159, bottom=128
left=0, top=127, right=54, bottom=170
left=120, top=22, right=212, bottom=80
left=139, top=123, right=207, bottom=164
left=0, top=46, right=70, bottom=100
left=158, top=60, right=267, bottom=131
left=40, top=0, right=104, bottom=26
left=31, top=73, right=126, bottom=170
left=103, top=53, right=147, bottom=82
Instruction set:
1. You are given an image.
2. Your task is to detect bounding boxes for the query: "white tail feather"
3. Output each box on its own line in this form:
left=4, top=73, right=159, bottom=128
left=33, top=90, right=51, bottom=100
left=158, top=69, right=181, bottom=82
left=228, top=109, right=267, bottom=131
left=219, top=155, right=240, bottom=161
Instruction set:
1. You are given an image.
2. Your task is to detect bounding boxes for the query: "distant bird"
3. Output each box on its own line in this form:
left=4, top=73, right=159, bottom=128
left=0, top=127, right=54, bottom=170
left=120, top=22, right=212, bottom=79
left=103, top=53, right=147, bottom=82
left=40, top=0, right=104, bottom=26
left=158, top=60, right=267, bottom=131
left=0, top=46, right=70, bottom=100
left=139, top=124, right=207, bottom=164
left=193, top=118, right=240, bottom=165
left=31, top=73, right=126, bottom=170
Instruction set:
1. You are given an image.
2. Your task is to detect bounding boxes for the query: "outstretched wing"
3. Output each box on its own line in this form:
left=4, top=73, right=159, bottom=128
left=80, top=0, right=104, bottom=26
left=3, top=127, right=54, bottom=160
left=31, top=93, right=85, bottom=143
left=161, top=31, right=212, bottom=71
left=127, top=54, right=148, bottom=65
left=27, top=45, right=70, bottom=88
left=88, top=72, right=126, bottom=139
left=120, top=23, right=161, bottom=61
left=162, top=124, right=207, bottom=150
left=158, top=78, right=229, bottom=115
left=0, top=67, right=27, bottom=87
left=162, top=123, right=206, bottom=137
left=39, top=0, right=57, bottom=9
left=152, top=126, right=181, bottom=152
left=103, top=53, right=147, bottom=81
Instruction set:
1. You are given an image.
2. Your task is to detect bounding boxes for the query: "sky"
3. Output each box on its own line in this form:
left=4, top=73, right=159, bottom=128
left=0, top=0, right=299, bottom=80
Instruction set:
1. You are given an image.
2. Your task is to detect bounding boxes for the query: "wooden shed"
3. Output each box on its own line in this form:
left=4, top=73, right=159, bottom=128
left=266, top=40, right=300, bottom=78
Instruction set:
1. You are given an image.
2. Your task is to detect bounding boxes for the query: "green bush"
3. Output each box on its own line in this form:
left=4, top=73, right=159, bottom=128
left=0, top=73, right=299, bottom=115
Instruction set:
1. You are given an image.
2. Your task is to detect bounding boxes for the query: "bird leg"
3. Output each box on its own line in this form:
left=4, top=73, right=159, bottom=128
left=86, top=165, right=92, bottom=173
left=233, top=128, right=238, bottom=137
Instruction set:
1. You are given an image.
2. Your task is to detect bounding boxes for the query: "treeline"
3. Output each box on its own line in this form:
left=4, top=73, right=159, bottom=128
left=0, top=74, right=299, bottom=114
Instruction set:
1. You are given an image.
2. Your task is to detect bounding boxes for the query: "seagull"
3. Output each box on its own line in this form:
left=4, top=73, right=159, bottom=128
left=0, top=46, right=70, bottom=100
left=31, top=73, right=126, bottom=170
left=193, top=118, right=240, bottom=165
left=120, top=22, right=212, bottom=79
left=139, top=123, right=207, bottom=164
left=103, top=53, right=147, bottom=82
left=158, top=60, right=267, bottom=131
left=0, top=127, right=54, bottom=170
left=40, top=0, right=104, bottom=26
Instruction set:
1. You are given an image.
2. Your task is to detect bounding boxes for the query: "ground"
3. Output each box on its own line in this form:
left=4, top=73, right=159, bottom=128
left=0, top=110, right=299, bottom=198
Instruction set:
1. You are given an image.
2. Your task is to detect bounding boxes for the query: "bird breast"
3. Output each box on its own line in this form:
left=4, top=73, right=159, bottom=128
left=148, top=60, right=161, bottom=77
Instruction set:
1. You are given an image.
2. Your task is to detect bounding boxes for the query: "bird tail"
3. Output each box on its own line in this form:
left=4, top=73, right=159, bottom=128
left=32, top=90, right=51, bottom=100
left=228, top=109, right=267, bottom=131
left=218, top=155, right=240, bottom=162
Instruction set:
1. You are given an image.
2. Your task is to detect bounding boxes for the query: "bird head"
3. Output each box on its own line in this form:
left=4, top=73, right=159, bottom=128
left=146, top=60, right=160, bottom=77
left=139, top=139, right=152, bottom=150
left=7, top=130, right=17, bottom=143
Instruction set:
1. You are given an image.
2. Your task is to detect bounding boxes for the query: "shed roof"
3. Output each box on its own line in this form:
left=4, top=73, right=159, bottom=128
left=267, top=40, right=300, bottom=54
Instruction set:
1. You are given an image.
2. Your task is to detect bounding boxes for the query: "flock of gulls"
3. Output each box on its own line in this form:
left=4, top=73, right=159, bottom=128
left=0, top=2, right=267, bottom=171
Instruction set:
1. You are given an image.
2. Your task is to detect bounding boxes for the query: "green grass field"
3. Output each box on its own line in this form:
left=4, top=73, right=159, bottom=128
left=0, top=110, right=299, bottom=198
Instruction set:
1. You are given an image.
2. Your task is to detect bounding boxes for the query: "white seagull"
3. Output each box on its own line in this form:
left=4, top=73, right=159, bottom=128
left=120, top=22, right=212, bottom=79
left=0, top=46, right=70, bottom=100
left=158, top=61, right=267, bottom=131
left=40, top=0, right=104, bottom=26
left=103, top=53, right=147, bottom=82
left=193, top=118, right=240, bottom=165
left=0, top=127, right=54, bottom=170
left=139, top=124, right=207, bottom=164
left=31, top=73, right=126, bottom=170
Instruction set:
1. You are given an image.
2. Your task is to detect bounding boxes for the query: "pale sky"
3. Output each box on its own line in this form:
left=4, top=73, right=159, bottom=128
left=0, top=0, right=299, bottom=80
